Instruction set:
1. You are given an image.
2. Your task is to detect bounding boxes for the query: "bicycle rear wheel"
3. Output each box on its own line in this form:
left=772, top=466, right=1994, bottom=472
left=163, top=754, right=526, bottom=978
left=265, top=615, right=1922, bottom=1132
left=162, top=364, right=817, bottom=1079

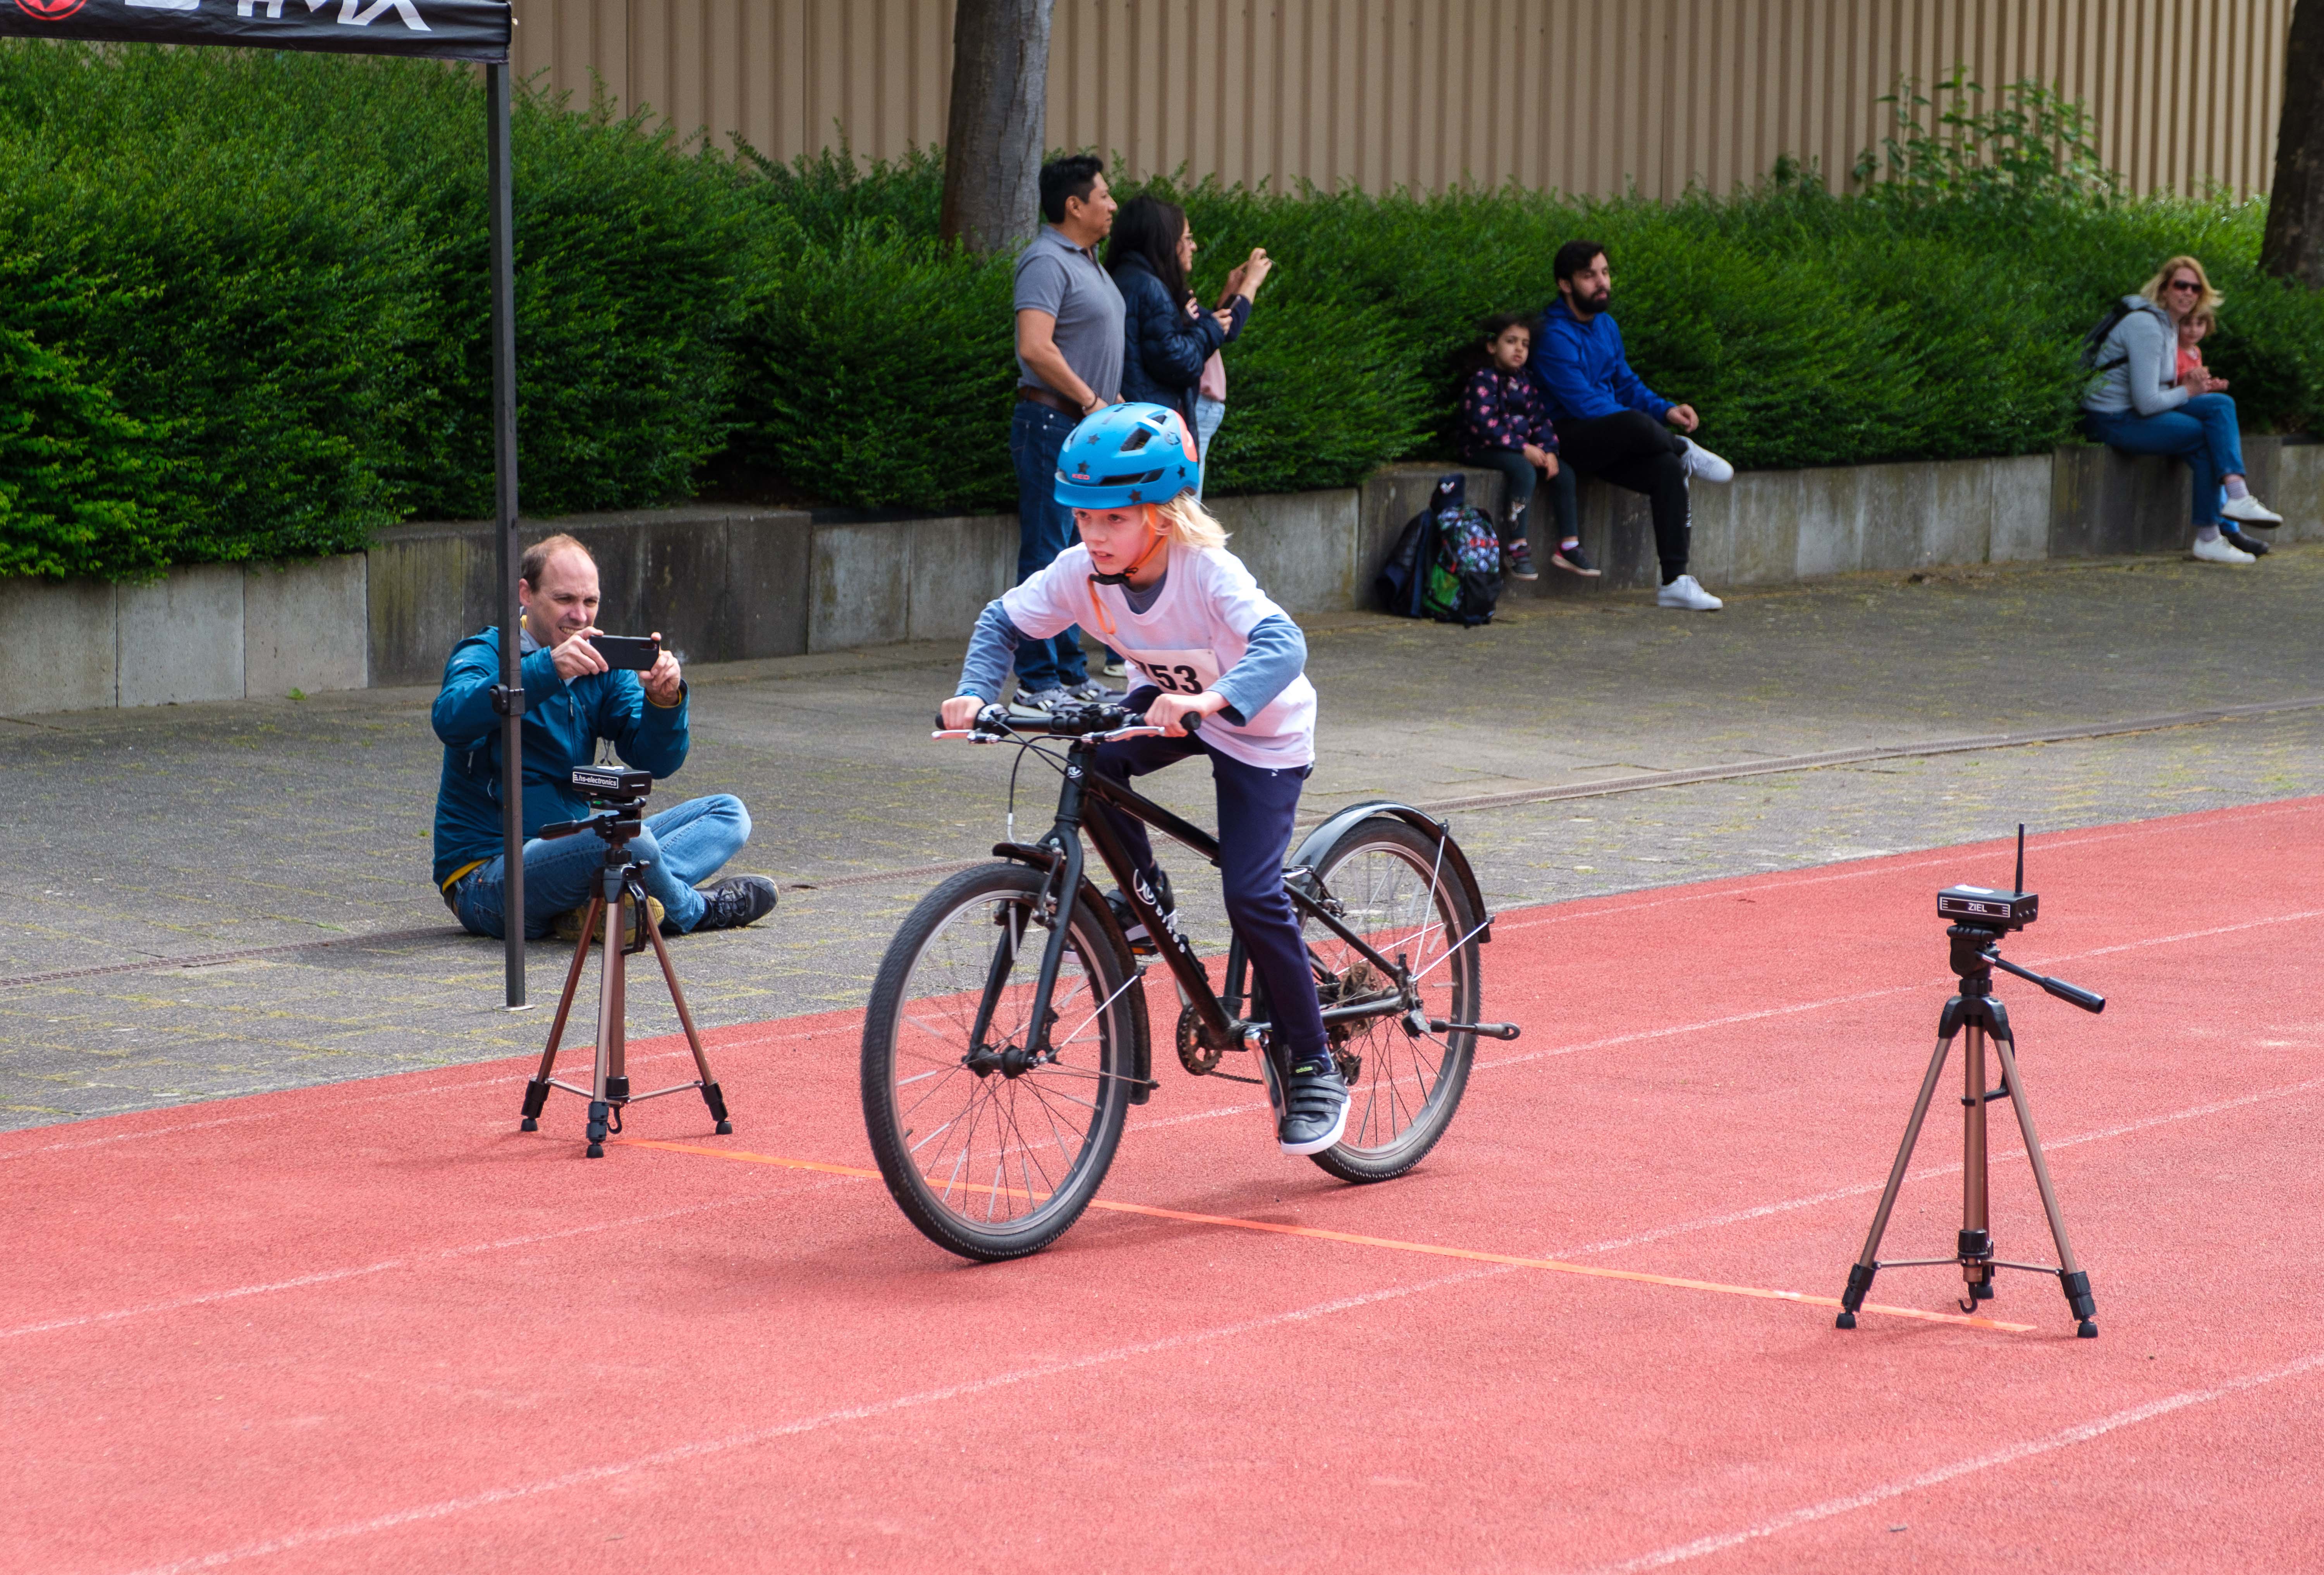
left=1300, top=818, right=1482, bottom=1183
left=861, top=862, right=1137, bottom=1260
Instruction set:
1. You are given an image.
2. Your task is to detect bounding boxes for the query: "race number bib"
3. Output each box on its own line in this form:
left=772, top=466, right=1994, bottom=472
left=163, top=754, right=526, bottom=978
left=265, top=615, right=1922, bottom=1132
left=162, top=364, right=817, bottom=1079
left=1128, top=648, right=1222, bottom=697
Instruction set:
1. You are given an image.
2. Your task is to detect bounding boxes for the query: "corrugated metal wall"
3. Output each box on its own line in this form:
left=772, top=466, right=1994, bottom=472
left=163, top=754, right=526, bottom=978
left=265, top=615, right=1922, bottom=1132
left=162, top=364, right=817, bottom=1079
left=508, top=0, right=2292, bottom=198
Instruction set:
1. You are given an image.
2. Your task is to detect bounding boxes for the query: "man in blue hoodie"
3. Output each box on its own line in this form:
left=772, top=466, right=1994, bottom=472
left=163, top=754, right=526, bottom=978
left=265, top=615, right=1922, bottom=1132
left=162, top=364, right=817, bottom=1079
left=1530, top=240, right=1734, bottom=611
left=431, top=534, right=777, bottom=941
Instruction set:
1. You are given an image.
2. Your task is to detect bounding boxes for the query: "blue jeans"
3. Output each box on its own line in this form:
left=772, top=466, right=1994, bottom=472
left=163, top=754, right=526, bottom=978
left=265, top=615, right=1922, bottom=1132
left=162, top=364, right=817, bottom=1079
left=1088, top=731, right=1326, bottom=1063
left=2083, top=393, right=2246, bottom=527
left=1463, top=448, right=1579, bottom=546
left=451, top=794, right=751, bottom=940
left=1010, top=401, right=1090, bottom=692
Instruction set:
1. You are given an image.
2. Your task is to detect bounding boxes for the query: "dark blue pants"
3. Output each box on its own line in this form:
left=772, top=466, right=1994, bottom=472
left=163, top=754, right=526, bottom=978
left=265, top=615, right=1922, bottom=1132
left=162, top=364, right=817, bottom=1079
left=1009, top=401, right=1090, bottom=691
left=2082, top=393, right=2246, bottom=527
left=1463, top=447, right=1579, bottom=546
left=1089, top=731, right=1328, bottom=1063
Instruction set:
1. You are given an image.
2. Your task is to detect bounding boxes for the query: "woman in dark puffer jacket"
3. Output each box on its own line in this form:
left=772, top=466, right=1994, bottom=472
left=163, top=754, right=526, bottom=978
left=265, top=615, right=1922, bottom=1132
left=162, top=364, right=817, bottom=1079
left=1108, top=194, right=1245, bottom=478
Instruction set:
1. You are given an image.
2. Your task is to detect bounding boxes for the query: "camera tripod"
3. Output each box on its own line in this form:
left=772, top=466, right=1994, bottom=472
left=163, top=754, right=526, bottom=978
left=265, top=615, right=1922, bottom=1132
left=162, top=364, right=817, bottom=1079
left=1837, top=910, right=2106, bottom=1338
left=517, top=793, right=732, bottom=1157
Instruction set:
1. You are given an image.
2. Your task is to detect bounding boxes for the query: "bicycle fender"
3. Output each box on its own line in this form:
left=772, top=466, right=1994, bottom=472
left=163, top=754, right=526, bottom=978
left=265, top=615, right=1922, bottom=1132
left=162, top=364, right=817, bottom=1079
left=1285, top=802, right=1492, bottom=944
left=990, top=843, right=1155, bottom=1103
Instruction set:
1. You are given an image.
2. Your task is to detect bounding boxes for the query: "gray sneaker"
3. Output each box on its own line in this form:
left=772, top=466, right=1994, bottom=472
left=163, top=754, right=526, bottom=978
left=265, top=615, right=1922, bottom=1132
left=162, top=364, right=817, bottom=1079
left=691, top=876, right=779, bottom=932
left=1008, top=686, right=1071, bottom=718
left=1067, top=679, right=1119, bottom=704
left=1277, top=1054, right=1350, bottom=1156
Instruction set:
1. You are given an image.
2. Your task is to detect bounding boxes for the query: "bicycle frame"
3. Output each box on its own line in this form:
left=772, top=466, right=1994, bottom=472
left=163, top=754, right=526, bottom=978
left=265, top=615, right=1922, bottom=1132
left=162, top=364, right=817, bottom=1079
left=1000, top=734, right=1426, bottom=1080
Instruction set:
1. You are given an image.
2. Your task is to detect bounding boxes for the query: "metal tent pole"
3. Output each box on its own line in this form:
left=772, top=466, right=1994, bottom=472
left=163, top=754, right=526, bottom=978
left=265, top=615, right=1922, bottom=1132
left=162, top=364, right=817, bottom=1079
left=487, top=62, right=526, bottom=1008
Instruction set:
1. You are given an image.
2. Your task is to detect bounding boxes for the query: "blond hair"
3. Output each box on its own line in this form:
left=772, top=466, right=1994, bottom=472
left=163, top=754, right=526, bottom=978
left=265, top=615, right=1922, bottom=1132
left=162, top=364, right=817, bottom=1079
left=1153, top=493, right=1229, bottom=550
left=2142, top=255, right=2224, bottom=317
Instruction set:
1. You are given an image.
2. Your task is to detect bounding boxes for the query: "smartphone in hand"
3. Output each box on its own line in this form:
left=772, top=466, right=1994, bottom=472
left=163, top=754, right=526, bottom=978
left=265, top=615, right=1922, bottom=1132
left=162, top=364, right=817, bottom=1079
left=587, top=634, right=662, bottom=670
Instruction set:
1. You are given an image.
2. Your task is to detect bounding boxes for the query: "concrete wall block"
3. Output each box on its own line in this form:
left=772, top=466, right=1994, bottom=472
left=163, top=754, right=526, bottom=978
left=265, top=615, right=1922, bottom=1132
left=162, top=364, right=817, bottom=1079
left=1918, top=459, right=1993, bottom=568
left=1789, top=466, right=1864, bottom=578
left=1211, top=489, right=1361, bottom=614
left=1356, top=465, right=1503, bottom=606
left=244, top=555, right=368, bottom=698
left=2274, top=441, right=2324, bottom=543
left=727, top=511, right=815, bottom=658
left=906, top=515, right=1016, bottom=641
left=2050, top=443, right=2184, bottom=558
left=0, top=576, right=114, bottom=715
left=1708, top=469, right=1800, bottom=586
left=119, top=564, right=243, bottom=707
left=810, top=520, right=911, bottom=653
left=554, top=507, right=741, bottom=662
left=368, top=522, right=497, bottom=688
left=1989, top=454, right=2053, bottom=562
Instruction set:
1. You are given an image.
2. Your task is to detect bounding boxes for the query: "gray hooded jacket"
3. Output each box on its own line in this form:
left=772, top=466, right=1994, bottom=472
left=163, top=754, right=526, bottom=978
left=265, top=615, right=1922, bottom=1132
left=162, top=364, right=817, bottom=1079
left=2082, top=294, right=2186, bottom=417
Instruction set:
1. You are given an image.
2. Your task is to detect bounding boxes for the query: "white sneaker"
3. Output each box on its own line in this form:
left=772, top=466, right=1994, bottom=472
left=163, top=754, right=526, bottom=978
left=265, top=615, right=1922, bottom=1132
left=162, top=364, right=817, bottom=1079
left=1680, top=436, right=1734, bottom=483
left=2220, top=493, right=2283, bottom=526
left=2191, top=534, right=2256, bottom=565
left=1656, top=574, right=1724, bottom=610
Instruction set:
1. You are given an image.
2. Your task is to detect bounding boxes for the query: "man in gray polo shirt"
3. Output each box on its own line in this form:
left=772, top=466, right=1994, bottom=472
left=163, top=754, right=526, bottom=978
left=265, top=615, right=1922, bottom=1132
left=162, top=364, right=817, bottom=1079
left=1008, top=153, right=1124, bottom=714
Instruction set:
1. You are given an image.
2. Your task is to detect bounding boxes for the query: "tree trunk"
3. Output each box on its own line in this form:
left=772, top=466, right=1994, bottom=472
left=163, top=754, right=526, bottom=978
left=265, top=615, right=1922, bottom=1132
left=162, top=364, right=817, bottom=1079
left=939, top=0, right=1054, bottom=255
left=2261, top=0, right=2324, bottom=286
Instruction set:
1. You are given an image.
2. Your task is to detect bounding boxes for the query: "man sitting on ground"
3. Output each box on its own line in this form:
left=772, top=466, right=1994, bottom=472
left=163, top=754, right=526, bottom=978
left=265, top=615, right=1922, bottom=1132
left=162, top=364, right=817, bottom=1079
left=431, top=534, right=777, bottom=940
left=1530, top=239, right=1734, bottom=611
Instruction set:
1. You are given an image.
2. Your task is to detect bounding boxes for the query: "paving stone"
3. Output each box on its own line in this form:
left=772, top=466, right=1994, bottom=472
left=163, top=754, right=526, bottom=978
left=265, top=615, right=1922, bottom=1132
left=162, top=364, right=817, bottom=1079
left=2, top=547, right=2316, bottom=1129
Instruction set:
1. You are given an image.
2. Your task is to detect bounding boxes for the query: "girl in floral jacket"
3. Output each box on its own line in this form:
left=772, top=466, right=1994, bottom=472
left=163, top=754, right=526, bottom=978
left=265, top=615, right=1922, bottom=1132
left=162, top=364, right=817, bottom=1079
left=1456, top=314, right=1593, bottom=578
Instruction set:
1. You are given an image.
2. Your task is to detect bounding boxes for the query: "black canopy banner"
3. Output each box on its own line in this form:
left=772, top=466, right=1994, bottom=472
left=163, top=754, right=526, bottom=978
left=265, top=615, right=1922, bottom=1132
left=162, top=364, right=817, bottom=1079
left=0, top=0, right=509, bottom=62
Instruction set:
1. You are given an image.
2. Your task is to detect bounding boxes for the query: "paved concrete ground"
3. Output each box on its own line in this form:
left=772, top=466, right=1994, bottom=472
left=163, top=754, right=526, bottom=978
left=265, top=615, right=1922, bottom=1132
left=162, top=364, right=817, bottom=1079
left=2, top=547, right=2317, bottom=1130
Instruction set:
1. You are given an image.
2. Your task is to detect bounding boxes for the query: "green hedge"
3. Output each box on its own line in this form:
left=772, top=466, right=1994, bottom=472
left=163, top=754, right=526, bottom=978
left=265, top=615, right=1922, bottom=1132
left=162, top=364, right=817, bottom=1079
left=4, top=41, right=2322, bottom=579
left=0, top=43, right=746, bottom=579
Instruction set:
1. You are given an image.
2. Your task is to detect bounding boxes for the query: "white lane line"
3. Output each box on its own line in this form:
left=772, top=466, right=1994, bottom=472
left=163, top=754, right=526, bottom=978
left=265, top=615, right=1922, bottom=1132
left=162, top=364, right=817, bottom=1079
left=9, top=803, right=2313, bottom=1162
left=108, top=1269, right=1504, bottom=1575
left=0, top=1183, right=834, bottom=1341
left=1584, top=1350, right=2324, bottom=1572
left=14, top=995, right=2318, bottom=1343
left=0, top=1021, right=841, bottom=1164
left=1487, top=802, right=2322, bottom=938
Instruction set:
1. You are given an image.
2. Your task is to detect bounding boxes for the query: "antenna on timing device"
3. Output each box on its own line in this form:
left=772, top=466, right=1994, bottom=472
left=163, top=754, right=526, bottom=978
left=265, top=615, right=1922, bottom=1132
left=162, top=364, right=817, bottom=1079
left=2014, top=824, right=2026, bottom=896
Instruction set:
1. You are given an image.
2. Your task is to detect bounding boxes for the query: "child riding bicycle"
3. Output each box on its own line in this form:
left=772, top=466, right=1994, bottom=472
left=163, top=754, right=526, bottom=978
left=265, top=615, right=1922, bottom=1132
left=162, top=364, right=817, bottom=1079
left=937, top=402, right=1346, bottom=1156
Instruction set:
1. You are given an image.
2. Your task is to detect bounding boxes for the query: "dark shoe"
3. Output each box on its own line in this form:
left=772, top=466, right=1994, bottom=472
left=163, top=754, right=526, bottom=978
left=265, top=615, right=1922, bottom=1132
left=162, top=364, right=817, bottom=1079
left=1552, top=542, right=1601, bottom=577
left=1105, top=868, right=1176, bottom=955
left=692, top=875, right=779, bottom=932
left=1501, top=542, right=1539, bottom=581
left=2222, top=526, right=2270, bottom=557
left=1276, top=1054, right=1349, bottom=1156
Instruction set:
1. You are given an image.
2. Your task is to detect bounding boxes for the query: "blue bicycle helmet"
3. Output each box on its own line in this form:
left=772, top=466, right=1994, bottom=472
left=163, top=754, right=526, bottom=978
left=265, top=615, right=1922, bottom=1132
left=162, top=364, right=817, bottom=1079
left=1053, top=402, right=1200, bottom=509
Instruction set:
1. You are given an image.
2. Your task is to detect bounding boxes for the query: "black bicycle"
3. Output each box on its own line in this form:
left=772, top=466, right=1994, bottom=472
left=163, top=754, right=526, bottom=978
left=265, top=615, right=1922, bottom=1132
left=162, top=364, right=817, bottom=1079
left=859, top=701, right=1514, bottom=1261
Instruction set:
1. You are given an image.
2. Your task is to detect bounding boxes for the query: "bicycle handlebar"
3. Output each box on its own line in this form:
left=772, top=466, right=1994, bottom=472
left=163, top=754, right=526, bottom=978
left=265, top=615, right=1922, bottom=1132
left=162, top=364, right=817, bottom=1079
left=930, top=701, right=1199, bottom=744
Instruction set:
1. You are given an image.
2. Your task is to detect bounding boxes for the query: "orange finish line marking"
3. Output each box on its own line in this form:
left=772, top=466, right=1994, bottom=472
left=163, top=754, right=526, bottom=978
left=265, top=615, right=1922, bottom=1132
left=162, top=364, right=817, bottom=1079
left=616, top=1138, right=2035, bottom=1334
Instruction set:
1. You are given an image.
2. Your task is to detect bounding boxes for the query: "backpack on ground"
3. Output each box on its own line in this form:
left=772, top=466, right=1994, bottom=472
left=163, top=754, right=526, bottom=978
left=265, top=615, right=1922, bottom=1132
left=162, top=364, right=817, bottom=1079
left=1373, top=472, right=1502, bottom=627
left=2080, top=300, right=2136, bottom=373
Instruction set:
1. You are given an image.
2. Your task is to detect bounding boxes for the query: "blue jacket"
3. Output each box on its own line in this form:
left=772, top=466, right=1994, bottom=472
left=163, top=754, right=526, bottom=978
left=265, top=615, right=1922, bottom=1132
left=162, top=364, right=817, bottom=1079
left=1114, top=254, right=1234, bottom=431
left=430, top=625, right=691, bottom=889
left=1527, top=303, right=1670, bottom=424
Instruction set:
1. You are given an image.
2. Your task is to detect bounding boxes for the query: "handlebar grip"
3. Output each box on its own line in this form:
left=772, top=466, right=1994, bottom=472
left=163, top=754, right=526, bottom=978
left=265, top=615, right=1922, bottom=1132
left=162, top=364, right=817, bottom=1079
left=2040, top=976, right=2107, bottom=1014
left=1181, top=710, right=1201, bottom=733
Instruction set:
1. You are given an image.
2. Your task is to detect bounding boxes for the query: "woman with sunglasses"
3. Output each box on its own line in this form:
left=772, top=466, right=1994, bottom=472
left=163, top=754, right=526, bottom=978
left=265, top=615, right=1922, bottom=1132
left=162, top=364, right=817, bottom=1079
left=2082, top=255, right=2283, bottom=565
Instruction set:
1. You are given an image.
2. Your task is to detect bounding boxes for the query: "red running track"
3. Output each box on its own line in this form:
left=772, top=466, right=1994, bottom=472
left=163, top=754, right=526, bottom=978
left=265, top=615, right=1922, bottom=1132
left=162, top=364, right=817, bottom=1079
left=5, top=801, right=2322, bottom=1573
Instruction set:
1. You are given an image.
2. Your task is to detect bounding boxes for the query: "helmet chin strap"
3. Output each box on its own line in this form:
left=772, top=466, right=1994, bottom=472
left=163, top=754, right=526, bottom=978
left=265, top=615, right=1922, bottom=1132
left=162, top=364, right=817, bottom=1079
left=1090, top=503, right=1169, bottom=586
left=1085, top=504, right=1170, bottom=635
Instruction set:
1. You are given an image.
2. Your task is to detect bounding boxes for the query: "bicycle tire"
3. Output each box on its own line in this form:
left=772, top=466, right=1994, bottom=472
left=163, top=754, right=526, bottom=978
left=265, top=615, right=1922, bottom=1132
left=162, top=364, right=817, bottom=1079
left=861, top=862, right=1136, bottom=1260
left=1300, top=818, right=1482, bottom=1183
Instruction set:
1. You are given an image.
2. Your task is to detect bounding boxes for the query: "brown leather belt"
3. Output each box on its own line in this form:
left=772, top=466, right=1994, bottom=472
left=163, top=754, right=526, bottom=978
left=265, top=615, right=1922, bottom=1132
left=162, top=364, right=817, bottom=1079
left=1017, top=385, right=1083, bottom=417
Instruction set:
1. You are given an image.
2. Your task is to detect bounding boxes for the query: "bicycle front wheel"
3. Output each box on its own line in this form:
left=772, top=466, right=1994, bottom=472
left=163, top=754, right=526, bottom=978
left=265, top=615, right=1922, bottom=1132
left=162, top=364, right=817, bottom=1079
left=1301, top=818, right=1483, bottom=1183
left=861, top=862, right=1137, bottom=1261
